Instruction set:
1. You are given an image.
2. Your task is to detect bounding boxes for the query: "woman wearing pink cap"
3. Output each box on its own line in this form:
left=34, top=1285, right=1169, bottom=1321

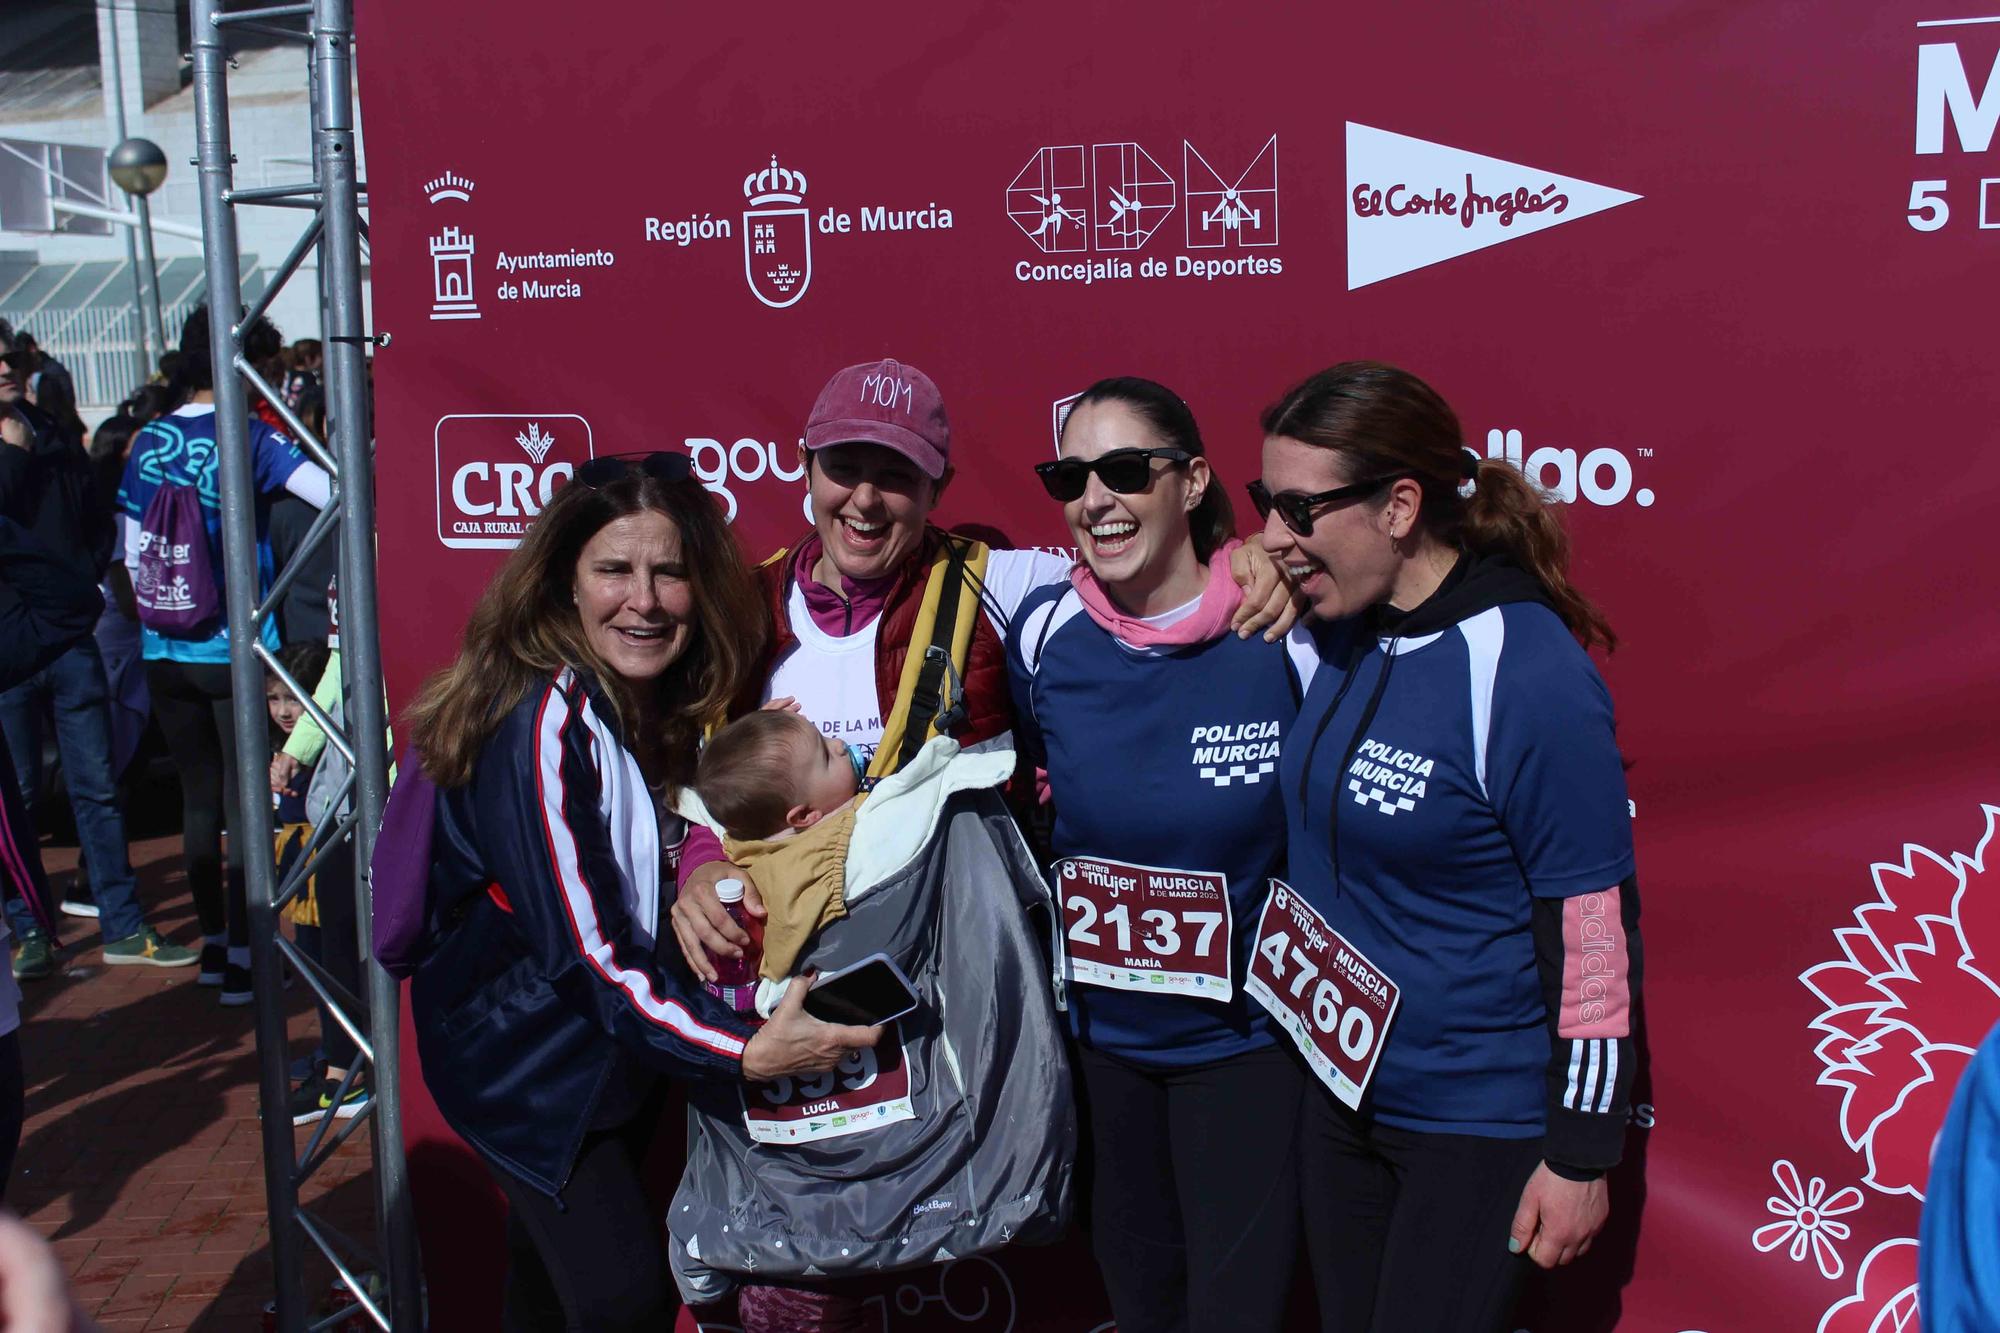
left=668, top=358, right=1298, bottom=1332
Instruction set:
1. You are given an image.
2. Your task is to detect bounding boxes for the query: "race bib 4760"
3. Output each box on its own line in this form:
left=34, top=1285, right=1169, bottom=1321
left=1245, top=879, right=1400, bottom=1110
left=1057, top=856, right=1234, bottom=1001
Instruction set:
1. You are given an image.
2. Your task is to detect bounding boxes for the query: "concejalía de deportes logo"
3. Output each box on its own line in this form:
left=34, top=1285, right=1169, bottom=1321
left=1005, top=135, right=1285, bottom=285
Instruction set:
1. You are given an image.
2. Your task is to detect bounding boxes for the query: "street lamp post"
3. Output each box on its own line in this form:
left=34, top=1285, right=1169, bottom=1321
left=109, top=138, right=169, bottom=379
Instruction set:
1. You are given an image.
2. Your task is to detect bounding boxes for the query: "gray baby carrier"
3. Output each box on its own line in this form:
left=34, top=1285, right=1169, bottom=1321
left=669, top=745, right=1075, bottom=1303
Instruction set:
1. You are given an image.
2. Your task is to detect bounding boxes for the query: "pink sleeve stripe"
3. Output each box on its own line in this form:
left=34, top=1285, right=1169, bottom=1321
left=1559, top=886, right=1631, bottom=1039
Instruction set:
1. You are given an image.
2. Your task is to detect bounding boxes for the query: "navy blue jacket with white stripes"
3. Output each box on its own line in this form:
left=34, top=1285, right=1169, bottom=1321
left=410, top=668, right=755, bottom=1197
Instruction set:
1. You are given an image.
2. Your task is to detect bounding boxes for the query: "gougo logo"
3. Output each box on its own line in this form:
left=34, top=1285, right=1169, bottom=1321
left=684, top=436, right=812, bottom=524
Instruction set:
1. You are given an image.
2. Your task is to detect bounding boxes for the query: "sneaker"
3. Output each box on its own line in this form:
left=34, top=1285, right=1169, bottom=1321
left=103, top=928, right=198, bottom=968
left=10, top=933, right=53, bottom=982
left=197, top=943, right=226, bottom=986
left=220, top=963, right=254, bottom=1007
left=59, top=886, right=98, bottom=919
left=290, top=1075, right=369, bottom=1127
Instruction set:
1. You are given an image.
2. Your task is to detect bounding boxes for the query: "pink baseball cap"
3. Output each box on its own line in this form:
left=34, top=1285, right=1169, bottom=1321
left=803, top=358, right=951, bottom=478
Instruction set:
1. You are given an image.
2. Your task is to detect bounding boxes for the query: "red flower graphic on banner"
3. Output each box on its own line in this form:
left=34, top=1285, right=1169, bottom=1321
left=1799, top=803, right=2000, bottom=1200
left=1816, top=1238, right=1919, bottom=1333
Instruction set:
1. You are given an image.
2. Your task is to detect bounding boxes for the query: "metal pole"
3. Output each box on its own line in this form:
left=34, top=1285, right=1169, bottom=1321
left=101, top=0, right=151, bottom=384
left=312, top=2, right=424, bottom=1326
left=189, top=2, right=308, bottom=1330
left=132, top=193, right=167, bottom=375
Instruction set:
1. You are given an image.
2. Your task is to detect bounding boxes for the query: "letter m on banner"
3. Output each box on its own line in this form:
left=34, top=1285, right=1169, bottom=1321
left=1917, top=42, right=2000, bottom=152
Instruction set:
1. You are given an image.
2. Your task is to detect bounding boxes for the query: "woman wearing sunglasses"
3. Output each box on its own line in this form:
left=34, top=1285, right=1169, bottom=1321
left=1254, top=362, right=1642, bottom=1333
left=1009, top=377, right=1319, bottom=1333
left=402, top=454, right=881, bottom=1332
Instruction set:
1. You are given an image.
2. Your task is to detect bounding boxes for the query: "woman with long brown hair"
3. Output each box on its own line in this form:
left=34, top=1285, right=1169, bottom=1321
left=1249, top=363, right=1643, bottom=1332
left=404, top=453, right=878, bottom=1333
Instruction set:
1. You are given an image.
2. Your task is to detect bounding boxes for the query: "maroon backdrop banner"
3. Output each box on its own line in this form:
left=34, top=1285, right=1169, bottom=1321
left=354, top=3, right=2000, bottom=1329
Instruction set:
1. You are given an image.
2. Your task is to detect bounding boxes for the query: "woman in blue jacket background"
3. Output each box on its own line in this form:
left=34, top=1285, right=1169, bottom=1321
left=404, top=453, right=878, bottom=1333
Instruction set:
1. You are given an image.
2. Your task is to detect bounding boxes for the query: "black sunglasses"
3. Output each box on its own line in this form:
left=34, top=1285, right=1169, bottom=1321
left=573, top=451, right=695, bottom=488
left=1034, top=447, right=1192, bottom=502
left=1246, top=473, right=1415, bottom=536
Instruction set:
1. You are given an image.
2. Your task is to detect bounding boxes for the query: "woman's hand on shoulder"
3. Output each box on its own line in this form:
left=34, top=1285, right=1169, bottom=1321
left=670, top=858, right=764, bottom=982
left=1229, top=535, right=1304, bottom=642
left=742, top=975, right=881, bottom=1082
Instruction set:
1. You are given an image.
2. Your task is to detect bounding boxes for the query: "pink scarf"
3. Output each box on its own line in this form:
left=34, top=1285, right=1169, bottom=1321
left=1068, top=538, right=1244, bottom=648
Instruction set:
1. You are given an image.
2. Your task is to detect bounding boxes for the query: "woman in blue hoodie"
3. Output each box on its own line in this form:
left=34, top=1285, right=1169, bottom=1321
left=1255, top=362, right=1642, bottom=1333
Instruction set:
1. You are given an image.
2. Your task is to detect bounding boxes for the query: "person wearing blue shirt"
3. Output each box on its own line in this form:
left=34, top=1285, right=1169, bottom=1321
left=1922, top=1018, right=2000, bottom=1331
left=1252, top=362, right=1643, bottom=1333
left=118, top=308, right=332, bottom=1006
left=1009, top=378, right=1313, bottom=1333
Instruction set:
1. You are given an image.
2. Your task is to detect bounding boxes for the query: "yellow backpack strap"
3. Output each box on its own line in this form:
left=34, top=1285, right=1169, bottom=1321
left=869, top=537, right=991, bottom=780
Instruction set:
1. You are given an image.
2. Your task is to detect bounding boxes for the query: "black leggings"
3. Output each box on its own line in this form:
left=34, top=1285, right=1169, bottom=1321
left=145, top=660, right=247, bottom=948
left=310, top=836, right=366, bottom=1070
left=1298, top=1089, right=1544, bottom=1333
left=1075, top=1043, right=1304, bottom=1333
left=490, top=1109, right=673, bottom=1332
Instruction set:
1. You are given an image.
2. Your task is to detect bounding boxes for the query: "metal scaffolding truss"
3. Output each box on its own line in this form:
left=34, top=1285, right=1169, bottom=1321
left=189, top=2, right=422, bottom=1328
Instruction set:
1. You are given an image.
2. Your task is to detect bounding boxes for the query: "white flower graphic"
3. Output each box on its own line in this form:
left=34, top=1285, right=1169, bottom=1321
left=1753, top=1159, right=1864, bottom=1280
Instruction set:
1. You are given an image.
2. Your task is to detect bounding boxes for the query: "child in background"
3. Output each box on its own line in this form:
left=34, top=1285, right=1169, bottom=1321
left=265, top=641, right=358, bottom=1125
left=692, top=709, right=868, bottom=986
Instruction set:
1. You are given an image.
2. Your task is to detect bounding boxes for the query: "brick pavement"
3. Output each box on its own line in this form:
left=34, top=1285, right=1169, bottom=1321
left=15, top=832, right=379, bottom=1330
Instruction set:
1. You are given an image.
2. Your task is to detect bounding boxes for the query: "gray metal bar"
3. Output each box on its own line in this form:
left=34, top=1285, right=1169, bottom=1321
left=190, top=3, right=307, bottom=1328
left=231, top=20, right=314, bottom=44
left=102, top=0, right=153, bottom=385
left=132, top=195, right=167, bottom=374
left=313, top=2, right=425, bottom=1324
left=214, top=2, right=315, bottom=23
left=274, top=933, right=372, bottom=1064
left=251, top=642, right=355, bottom=766
left=272, top=805, right=358, bottom=914
left=239, top=213, right=324, bottom=334
left=254, top=490, right=342, bottom=628
left=233, top=354, right=337, bottom=472
left=297, top=1210, right=391, bottom=1333
left=226, top=182, right=322, bottom=203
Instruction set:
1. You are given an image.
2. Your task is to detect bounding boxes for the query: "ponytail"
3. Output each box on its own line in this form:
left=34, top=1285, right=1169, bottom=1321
left=1462, top=459, right=1615, bottom=651
left=1261, top=361, right=1615, bottom=651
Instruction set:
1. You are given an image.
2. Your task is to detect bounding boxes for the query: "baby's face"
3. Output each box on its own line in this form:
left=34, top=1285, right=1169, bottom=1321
left=791, top=728, right=860, bottom=819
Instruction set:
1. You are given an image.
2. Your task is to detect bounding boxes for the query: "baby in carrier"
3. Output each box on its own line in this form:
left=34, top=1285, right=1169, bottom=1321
left=693, top=709, right=870, bottom=988
left=672, top=707, right=1074, bottom=1310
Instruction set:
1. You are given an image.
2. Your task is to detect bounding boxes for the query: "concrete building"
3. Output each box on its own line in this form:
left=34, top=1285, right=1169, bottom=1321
left=0, top=1, right=369, bottom=411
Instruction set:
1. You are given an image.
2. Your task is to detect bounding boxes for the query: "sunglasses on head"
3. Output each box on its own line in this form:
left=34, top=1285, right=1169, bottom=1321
left=572, top=451, right=695, bottom=488
left=1034, top=447, right=1192, bottom=502
left=1246, top=472, right=1415, bottom=536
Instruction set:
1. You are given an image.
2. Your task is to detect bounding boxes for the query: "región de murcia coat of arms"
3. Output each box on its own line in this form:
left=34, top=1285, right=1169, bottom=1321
left=742, top=154, right=811, bottom=309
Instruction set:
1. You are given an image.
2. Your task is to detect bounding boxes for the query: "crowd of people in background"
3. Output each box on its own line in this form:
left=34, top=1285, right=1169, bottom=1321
left=0, top=308, right=366, bottom=1200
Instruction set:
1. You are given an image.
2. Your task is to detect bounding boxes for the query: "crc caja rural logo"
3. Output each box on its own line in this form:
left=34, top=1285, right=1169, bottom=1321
left=434, top=413, right=595, bottom=550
